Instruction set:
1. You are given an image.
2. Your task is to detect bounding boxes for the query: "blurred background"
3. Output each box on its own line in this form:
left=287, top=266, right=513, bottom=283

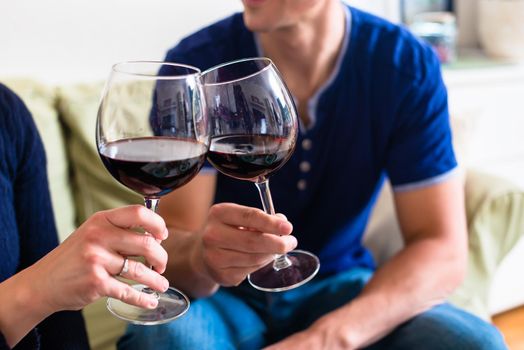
left=1, top=0, right=523, bottom=348
left=0, top=0, right=242, bottom=83
left=1, top=0, right=521, bottom=82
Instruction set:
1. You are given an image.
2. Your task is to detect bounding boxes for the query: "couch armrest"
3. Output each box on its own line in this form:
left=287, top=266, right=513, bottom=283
left=364, top=169, right=524, bottom=321
left=449, top=169, right=524, bottom=321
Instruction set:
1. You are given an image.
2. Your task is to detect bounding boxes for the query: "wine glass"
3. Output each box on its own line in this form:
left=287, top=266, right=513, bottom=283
left=201, top=57, right=320, bottom=292
left=96, top=61, right=209, bottom=324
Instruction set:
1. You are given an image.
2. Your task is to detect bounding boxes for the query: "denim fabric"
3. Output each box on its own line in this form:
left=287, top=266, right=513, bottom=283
left=118, top=268, right=507, bottom=350
left=367, top=303, right=507, bottom=350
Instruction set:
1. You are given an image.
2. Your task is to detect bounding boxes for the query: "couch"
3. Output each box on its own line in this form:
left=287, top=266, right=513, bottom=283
left=4, top=78, right=524, bottom=350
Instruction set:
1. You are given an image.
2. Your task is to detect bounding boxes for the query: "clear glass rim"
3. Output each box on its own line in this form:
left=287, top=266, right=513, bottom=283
left=106, top=284, right=191, bottom=325
left=201, top=57, right=274, bottom=87
left=112, top=60, right=201, bottom=80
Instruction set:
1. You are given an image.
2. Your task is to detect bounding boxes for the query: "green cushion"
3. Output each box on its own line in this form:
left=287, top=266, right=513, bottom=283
left=3, top=79, right=77, bottom=242
left=449, top=170, right=524, bottom=321
left=56, top=82, right=143, bottom=224
left=83, top=299, right=126, bottom=350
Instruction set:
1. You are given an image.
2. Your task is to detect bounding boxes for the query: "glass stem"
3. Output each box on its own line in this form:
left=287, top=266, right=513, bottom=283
left=255, top=180, right=292, bottom=271
left=144, top=197, right=160, bottom=213
left=143, top=197, right=161, bottom=296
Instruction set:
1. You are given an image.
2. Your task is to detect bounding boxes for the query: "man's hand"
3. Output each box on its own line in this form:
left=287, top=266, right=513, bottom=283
left=264, top=316, right=356, bottom=350
left=264, top=330, right=320, bottom=350
left=196, top=202, right=297, bottom=287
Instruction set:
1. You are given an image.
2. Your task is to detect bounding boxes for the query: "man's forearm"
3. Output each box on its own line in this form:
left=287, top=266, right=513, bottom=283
left=162, top=228, right=219, bottom=298
left=311, top=237, right=467, bottom=348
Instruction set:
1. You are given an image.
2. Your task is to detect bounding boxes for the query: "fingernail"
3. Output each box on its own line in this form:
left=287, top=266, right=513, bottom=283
left=276, top=213, right=288, bottom=221
left=163, top=278, right=169, bottom=291
left=279, top=220, right=293, bottom=234
left=291, top=236, right=298, bottom=249
left=148, top=297, right=159, bottom=309
left=163, top=227, right=169, bottom=240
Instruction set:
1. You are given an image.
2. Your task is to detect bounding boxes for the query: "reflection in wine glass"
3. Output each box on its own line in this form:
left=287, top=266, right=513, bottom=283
left=201, top=57, right=320, bottom=292
left=96, top=61, right=209, bottom=324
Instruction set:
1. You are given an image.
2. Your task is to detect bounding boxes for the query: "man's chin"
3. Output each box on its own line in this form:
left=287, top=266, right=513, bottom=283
left=243, top=14, right=273, bottom=33
left=244, top=12, right=277, bottom=33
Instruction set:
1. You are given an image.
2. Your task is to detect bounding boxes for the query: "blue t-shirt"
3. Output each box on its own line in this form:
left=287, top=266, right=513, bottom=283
left=0, top=84, right=88, bottom=349
left=164, top=6, right=457, bottom=275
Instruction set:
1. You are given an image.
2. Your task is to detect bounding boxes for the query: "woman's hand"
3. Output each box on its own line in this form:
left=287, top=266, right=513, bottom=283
left=0, top=205, right=170, bottom=346
left=27, top=205, right=170, bottom=313
left=195, top=202, right=297, bottom=287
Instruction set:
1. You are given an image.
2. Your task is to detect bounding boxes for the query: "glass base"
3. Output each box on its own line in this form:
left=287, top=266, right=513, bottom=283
left=248, top=250, right=320, bottom=292
left=106, top=284, right=190, bottom=325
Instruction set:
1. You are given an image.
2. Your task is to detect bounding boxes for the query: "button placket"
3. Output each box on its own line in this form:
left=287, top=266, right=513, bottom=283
left=297, top=138, right=313, bottom=191
left=302, top=138, right=312, bottom=151
left=297, top=179, right=307, bottom=191
left=299, top=161, right=311, bottom=173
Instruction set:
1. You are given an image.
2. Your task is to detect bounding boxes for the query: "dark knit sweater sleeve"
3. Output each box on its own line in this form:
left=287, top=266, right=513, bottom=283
left=11, top=87, right=59, bottom=269
left=0, top=332, right=8, bottom=349
left=0, top=84, right=89, bottom=349
left=0, top=311, right=89, bottom=350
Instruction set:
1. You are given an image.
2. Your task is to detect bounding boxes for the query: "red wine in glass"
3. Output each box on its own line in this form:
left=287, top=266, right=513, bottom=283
left=99, top=137, right=207, bottom=197
left=207, top=134, right=294, bottom=181
left=202, top=57, right=320, bottom=292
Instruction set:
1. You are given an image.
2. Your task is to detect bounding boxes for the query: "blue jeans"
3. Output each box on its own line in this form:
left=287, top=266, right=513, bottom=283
left=118, top=268, right=507, bottom=350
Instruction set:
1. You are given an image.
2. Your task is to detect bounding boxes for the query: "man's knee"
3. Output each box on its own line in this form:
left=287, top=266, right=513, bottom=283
left=368, top=304, right=507, bottom=350
left=455, top=319, right=507, bottom=350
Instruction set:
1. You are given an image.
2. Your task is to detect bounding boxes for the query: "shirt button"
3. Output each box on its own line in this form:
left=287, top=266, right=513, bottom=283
left=299, top=161, right=311, bottom=173
left=302, top=138, right=312, bottom=151
left=297, top=179, right=307, bottom=191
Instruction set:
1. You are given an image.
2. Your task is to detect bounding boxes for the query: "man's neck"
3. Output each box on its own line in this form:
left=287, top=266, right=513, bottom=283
left=258, top=0, right=346, bottom=102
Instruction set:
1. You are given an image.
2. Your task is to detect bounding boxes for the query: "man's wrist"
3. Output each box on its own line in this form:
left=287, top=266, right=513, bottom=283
left=189, top=234, right=208, bottom=278
left=188, top=234, right=220, bottom=293
left=311, top=313, right=358, bottom=350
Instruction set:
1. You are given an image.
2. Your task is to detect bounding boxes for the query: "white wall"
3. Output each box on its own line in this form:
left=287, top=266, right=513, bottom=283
left=0, top=0, right=242, bottom=83
left=347, top=0, right=400, bottom=22
left=0, top=0, right=395, bottom=84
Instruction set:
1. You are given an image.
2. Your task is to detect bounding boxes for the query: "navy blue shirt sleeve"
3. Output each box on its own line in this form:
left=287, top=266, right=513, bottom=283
left=1, top=313, right=89, bottom=350
left=36, top=311, right=89, bottom=350
left=0, top=332, right=7, bottom=350
left=384, top=45, right=457, bottom=189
